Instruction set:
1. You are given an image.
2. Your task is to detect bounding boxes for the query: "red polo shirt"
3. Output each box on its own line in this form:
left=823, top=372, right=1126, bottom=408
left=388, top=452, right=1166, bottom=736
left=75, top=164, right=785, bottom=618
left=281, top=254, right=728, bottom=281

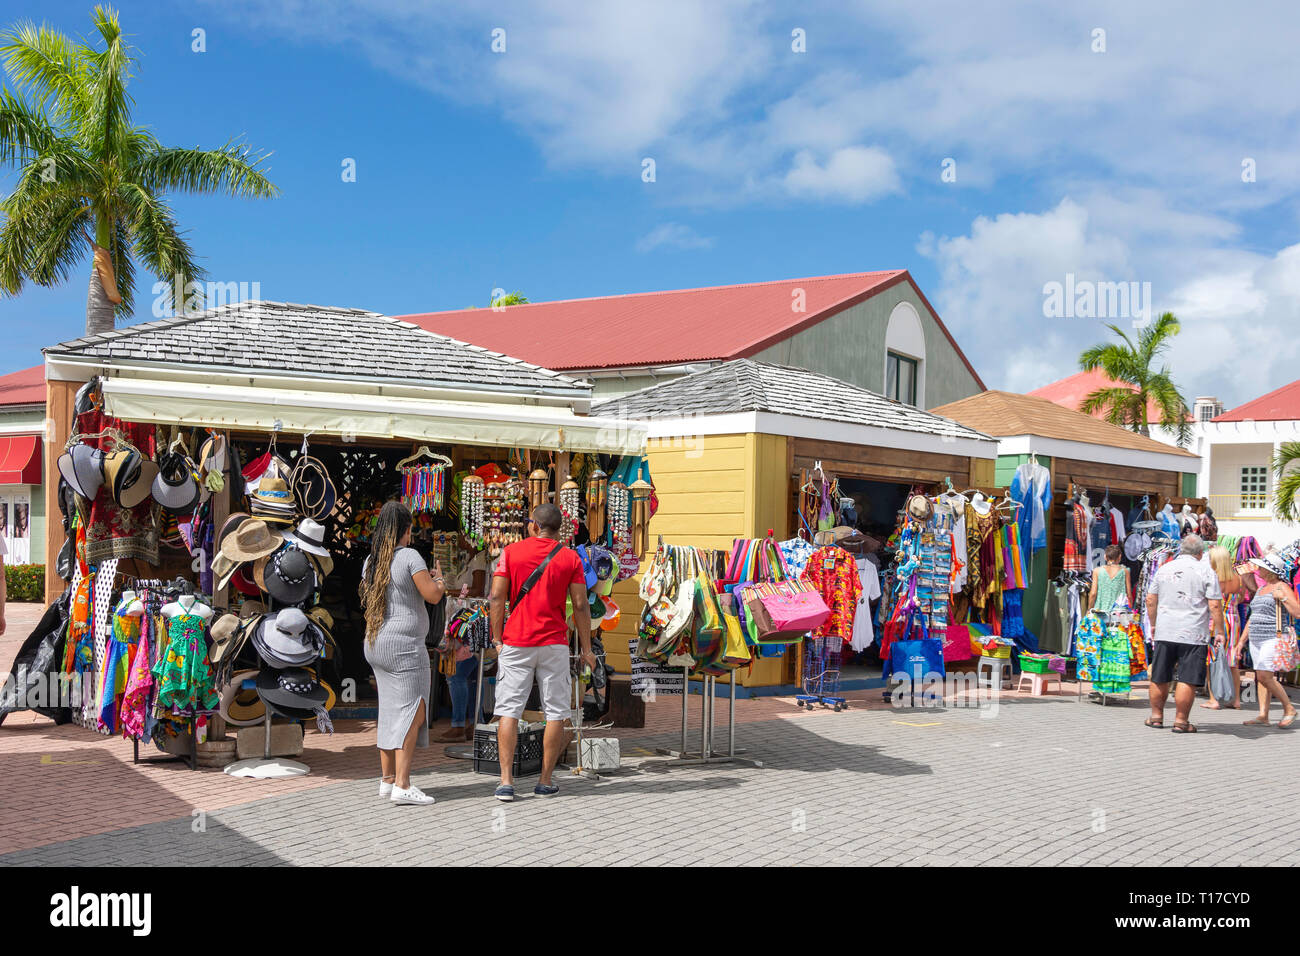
left=494, top=538, right=585, bottom=647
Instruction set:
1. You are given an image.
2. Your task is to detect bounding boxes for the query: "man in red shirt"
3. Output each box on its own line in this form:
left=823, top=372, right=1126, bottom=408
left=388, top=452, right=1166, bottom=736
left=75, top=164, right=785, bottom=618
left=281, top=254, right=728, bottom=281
left=489, top=503, right=595, bottom=800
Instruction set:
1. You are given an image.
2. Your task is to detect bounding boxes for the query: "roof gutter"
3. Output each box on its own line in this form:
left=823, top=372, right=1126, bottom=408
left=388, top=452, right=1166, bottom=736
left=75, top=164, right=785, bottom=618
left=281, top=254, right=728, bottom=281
left=44, top=354, right=594, bottom=411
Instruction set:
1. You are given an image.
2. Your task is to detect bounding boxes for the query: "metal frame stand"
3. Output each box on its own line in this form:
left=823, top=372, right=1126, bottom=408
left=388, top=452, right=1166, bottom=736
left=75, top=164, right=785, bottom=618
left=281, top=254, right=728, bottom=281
left=655, top=666, right=763, bottom=768
left=132, top=717, right=198, bottom=770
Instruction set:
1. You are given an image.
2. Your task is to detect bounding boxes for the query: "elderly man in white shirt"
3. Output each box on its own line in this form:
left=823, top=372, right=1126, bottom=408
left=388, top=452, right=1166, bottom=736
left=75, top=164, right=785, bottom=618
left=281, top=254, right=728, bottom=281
left=1145, top=534, right=1225, bottom=734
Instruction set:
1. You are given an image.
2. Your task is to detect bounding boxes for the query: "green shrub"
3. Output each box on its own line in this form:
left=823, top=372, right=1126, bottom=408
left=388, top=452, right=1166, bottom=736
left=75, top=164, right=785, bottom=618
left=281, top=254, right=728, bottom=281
left=7, top=564, right=45, bottom=602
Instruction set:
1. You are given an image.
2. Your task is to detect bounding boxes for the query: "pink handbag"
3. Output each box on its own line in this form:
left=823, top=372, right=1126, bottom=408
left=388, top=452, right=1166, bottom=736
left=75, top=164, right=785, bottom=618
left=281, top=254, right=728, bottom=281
left=759, top=585, right=831, bottom=633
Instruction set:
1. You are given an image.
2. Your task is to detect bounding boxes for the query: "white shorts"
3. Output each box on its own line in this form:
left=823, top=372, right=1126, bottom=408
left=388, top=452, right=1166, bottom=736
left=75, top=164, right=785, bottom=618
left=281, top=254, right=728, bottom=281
left=493, top=643, right=571, bottom=721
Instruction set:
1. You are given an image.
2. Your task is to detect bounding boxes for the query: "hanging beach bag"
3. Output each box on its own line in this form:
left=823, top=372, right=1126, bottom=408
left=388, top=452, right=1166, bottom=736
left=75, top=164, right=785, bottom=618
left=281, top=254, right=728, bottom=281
left=942, top=622, right=974, bottom=663
left=718, top=590, right=751, bottom=668
left=758, top=583, right=831, bottom=633
left=1272, top=597, right=1300, bottom=673
left=689, top=550, right=727, bottom=673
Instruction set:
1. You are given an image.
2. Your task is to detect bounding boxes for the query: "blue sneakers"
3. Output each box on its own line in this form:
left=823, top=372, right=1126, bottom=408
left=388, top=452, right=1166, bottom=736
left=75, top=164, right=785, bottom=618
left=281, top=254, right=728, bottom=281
left=533, top=783, right=559, bottom=797
left=494, top=784, right=515, bottom=802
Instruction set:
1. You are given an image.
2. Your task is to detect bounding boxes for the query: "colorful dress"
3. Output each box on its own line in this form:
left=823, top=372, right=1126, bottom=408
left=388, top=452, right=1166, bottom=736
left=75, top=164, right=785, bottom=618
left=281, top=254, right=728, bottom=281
left=802, top=546, right=862, bottom=643
left=1074, top=613, right=1104, bottom=683
left=152, top=612, right=220, bottom=713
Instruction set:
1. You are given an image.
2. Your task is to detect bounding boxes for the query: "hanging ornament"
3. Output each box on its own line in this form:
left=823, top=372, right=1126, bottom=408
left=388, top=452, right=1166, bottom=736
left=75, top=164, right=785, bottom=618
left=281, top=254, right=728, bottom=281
left=559, top=477, right=582, bottom=545
left=461, top=474, right=485, bottom=547
left=585, top=468, right=608, bottom=541
left=629, top=478, right=653, bottom=556
left=502, top=474, right=527, bottom=548
left=528, top=467, right=549, bottom=512
left=607, top=481, right=630, bottom=544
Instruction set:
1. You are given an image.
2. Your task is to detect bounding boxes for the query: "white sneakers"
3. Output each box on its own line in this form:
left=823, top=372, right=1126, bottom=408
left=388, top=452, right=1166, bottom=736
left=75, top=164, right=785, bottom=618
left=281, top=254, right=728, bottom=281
left=379, top=778, right=394, bottom=798
left=390, top=783, right=435, bottom=806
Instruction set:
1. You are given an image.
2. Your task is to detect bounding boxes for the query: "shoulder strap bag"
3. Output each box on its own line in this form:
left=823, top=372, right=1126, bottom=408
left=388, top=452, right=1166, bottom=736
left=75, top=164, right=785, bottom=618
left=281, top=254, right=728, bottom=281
left=507, top=542, right=566, bottom=621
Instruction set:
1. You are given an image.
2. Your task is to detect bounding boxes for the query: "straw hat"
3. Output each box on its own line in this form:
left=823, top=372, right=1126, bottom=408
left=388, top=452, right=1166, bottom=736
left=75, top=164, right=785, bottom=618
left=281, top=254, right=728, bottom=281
left=251, top=476, right=297, bottom=526
left=218, top=669, right=265, bottom=726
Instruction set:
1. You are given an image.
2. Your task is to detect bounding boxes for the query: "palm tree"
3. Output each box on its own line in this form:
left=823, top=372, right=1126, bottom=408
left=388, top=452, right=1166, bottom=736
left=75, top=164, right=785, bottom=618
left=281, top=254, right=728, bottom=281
left=1078, top=312, right=1192, bottom=446
left=1272, top=442, right=1300, bottom=524
left=0, top=6, right=278, bottom=335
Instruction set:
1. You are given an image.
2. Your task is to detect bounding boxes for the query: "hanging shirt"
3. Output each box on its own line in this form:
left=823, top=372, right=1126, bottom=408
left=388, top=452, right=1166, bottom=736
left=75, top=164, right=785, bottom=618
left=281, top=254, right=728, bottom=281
left=802, top=546, right=862, bottom=642
left=1010, top=460, right=1052, bottom=574
left=938, top=493, right=969, bottom=591
left=778, top=537, right=816, bottom=581
left=1110, top=507, right=1127, bottom=543
left=850, top=557, right=883, bottom=651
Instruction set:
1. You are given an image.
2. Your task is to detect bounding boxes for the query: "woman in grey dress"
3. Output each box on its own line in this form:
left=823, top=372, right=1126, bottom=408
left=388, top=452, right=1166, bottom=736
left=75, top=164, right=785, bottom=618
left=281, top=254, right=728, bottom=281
left=360, top=502, right=445, bottom=805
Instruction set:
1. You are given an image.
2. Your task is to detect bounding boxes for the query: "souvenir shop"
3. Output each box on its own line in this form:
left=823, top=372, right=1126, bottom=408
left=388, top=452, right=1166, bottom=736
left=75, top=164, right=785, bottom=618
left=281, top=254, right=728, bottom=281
left=11, top=302, right=645, bottom=771
left=931, top=389, right=1206, bottom=693
left=593, top=360, right=1003, bottom=692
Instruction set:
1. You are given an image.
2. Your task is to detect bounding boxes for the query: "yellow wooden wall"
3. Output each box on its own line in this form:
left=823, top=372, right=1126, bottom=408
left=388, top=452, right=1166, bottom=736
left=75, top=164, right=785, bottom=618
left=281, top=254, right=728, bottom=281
left=604, top=433, right=790, bottom=687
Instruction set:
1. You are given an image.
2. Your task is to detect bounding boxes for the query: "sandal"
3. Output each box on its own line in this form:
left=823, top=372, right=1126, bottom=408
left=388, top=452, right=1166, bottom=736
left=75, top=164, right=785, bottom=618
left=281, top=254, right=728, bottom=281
left=1243, top=717, right=1270, bottom=726
left=1279, top=713, right=1297, bottom=729
left=1144, top=717, right=1164, bottom=729
left=1170, top=722, right=1198, bottom=733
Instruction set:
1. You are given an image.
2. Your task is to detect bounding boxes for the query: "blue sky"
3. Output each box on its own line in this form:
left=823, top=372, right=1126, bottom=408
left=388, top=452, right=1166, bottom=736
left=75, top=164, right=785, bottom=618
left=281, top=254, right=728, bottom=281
left=3, top=0, right=1299, bottom=406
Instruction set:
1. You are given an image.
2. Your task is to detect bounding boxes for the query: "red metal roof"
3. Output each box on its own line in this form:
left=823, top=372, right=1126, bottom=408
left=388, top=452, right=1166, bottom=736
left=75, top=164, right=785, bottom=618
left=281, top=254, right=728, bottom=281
left=0, top=435, right=41, bottom=484
left=1214, top=378, right=1300, bottom=422
left=398, top=270, right=985, bottom=387
left=0, top=365, right=45, bottom=407
left=1029, top=368, right=1169, bottom=422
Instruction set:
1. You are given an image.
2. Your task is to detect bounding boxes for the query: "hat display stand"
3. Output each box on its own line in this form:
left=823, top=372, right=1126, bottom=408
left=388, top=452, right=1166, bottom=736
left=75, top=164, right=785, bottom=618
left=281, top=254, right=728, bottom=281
left=222, top=713, right=309, bottom=778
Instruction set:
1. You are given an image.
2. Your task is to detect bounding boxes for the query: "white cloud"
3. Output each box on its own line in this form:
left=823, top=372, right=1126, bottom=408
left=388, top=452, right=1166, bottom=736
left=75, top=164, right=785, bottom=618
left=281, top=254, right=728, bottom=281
left=783, top=146, right=900, bottom=204
left=635, top=223, right=715, bottom=253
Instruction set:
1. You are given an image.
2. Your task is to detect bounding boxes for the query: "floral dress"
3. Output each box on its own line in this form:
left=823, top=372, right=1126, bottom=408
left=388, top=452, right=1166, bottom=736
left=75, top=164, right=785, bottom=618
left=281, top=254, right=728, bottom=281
left=152, top=612, right=219, bottom=713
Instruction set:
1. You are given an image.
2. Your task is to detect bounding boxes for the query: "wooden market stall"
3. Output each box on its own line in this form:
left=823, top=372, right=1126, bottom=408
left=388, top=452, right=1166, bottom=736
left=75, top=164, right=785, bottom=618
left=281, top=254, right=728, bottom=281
left=594, top=360, right=1000, bottom=689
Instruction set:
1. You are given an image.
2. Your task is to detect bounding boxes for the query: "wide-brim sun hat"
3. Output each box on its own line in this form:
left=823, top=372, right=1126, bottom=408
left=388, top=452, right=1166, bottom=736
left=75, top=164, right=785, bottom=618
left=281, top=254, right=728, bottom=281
left=256, top=666, right=330, bottom=710
left=57, top=443, right=105, bottom=500
left=290, top=455, right=337, bottom=522
left=1248, top=554, right=1287, bottom=577
left=219, top=669, right=265, bottom=726
left=152, top=450, right=200, bottom=513
left=251, top=607, right=321, bottom=668
left=103, top=448, right=159, bottom=509
left=263, top=545, right=317, bottom=605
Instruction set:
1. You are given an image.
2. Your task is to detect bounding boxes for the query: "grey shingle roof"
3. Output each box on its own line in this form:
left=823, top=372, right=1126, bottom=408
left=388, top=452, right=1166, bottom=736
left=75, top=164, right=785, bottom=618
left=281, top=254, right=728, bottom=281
left=44, top=300, right=588, bottom=395
left=593, top=360, right=992, bottom=443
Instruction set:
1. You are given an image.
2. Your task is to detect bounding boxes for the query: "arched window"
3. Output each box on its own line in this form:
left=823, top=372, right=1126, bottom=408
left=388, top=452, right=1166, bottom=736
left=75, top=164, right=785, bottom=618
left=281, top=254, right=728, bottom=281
left=884, top=301, right=926, bottom=406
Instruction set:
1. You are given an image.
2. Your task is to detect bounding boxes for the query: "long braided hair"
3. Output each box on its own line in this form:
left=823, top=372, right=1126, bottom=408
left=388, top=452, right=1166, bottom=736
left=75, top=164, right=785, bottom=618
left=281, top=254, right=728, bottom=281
left=359, top=500, right=413, bottom=645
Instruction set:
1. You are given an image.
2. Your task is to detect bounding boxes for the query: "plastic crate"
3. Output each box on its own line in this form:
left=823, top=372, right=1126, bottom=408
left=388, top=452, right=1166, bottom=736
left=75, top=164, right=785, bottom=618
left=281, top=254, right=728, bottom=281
left=472, top=724, right=544, bottom=776
left=1019, top=654, right=1052, bottom=674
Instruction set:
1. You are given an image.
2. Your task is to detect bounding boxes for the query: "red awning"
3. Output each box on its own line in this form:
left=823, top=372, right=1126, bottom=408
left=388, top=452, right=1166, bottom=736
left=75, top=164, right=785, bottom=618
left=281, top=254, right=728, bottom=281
left=0, top=435, right=42, bottom=484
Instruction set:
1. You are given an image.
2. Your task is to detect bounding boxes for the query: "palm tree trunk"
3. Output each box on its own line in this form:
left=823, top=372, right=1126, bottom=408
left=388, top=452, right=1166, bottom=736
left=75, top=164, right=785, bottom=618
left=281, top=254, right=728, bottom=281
left=85, top=266, right=116, bottom=336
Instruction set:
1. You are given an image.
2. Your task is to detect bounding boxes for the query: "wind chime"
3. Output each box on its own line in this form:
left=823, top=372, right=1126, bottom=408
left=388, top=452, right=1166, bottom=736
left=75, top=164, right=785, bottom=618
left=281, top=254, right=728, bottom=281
left=527, top=467, right=549, bottom=511
left=461, top=474, right=485, bottom=547
left=629, top=478, right=653, bottom=556
left=397, top=448, right=452, bottom=513
left=585, top=468, right=608, bottom=540
left=559, top=476, right=582, bottom=545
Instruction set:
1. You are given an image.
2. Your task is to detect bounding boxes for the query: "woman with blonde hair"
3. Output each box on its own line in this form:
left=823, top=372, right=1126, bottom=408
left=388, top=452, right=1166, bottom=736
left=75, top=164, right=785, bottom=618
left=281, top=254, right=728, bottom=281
left=1239, top=553, right=1300, bottom=728
left=1203, top=545, right=1244, bottom=710
left=360, top=501, right=446, bottom=804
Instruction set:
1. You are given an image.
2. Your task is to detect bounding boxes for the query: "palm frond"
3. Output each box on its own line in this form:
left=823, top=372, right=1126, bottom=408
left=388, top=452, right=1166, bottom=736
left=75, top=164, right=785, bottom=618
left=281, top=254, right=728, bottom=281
left=121, top=181, right=203, bottom=307
left=134, top=140, right=279, bottom=199
left=0, top=89, right=57, bottom=163
left=0, top=20, right=92, bottom=124
left=1273, top=442, right=1300, bottom=523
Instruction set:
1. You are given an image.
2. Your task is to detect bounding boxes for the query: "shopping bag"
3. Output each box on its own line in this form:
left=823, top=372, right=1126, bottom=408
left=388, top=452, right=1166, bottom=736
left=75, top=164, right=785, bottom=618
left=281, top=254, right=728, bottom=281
left=1207, top=644, right=1235, bottom=702
left=1273, top=630, right=1300, bottom=673
left=742, top=586, right=807, bottom=645
left=689, top=551, right=727, bottom=672
left=718, top=592, right=751, bottom=668
left=759, top=587, right=830, bottom=633
left=886, top=612, right=945, bottom=687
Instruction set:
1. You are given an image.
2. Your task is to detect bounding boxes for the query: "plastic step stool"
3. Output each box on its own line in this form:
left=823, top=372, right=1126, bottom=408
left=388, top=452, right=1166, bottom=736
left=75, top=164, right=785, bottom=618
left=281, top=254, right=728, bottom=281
left=978, top=656, right=1012, bottom=690
left=1016, top=670, right=1060, bottom=696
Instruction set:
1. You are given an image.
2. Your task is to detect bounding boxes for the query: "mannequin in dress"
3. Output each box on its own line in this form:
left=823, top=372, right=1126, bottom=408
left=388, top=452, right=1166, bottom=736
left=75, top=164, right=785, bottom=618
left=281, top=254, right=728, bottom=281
left=118, top=589, right=145, bottom=617
left=161, top=592, right=214, bottom=621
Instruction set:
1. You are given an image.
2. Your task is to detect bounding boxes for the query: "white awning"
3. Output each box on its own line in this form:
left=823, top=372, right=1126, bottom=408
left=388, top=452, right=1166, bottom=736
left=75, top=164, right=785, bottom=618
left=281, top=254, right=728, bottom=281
left=101, top=377, right=645, bottom=455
